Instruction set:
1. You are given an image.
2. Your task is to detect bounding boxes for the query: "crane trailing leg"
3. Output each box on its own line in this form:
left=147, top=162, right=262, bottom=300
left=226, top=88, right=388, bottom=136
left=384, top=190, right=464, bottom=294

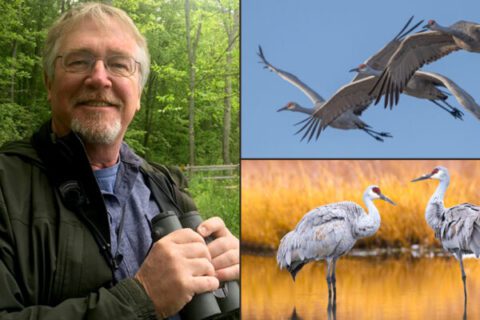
left=429, top=99, right=464, bottom=120
left=326, top=258, right=338, bottom=303
left=356, top=123, right=393, bottom=142
left=454, top=250, right=468, bottom=315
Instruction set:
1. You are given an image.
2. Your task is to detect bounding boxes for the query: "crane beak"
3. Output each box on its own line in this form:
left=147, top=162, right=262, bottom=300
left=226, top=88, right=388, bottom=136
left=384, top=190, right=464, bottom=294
left=349, top=67, right=359, bottom=73
left=277, top=106, right=288, bottom=112
left=380, top=194, right=396, bottom=205
left=421, top=23, right=430, bottom=31
left=411, top=173, right=432, bottom=182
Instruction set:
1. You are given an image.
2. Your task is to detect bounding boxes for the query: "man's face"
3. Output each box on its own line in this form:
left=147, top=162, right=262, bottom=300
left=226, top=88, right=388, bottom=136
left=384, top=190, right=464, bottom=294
left=46, top=18, right=142, bottom=144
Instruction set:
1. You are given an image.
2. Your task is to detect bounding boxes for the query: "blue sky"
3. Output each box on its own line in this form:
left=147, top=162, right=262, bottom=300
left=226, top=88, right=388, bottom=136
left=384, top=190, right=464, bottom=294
left=241, top=0, right=480, bottom=158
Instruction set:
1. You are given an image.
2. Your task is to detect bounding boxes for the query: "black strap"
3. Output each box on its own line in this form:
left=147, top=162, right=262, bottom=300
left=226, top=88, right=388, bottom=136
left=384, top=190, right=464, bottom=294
left=31, top=121, right=115, bottom=274
left=140, top=164, right=197, bottom=217
left=141, top=166, right=183, bottom=215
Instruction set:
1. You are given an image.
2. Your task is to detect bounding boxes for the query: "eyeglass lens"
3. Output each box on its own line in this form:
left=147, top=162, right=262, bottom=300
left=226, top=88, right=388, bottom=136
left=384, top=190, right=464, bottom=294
left=61, top=51, right=136, bottom=76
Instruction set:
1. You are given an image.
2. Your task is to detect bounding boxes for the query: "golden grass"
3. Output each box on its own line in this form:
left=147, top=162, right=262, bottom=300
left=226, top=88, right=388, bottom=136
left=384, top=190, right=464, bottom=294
left=242, top=160, right=480, bottom=249
left=242, top=255, right=480, bottom=320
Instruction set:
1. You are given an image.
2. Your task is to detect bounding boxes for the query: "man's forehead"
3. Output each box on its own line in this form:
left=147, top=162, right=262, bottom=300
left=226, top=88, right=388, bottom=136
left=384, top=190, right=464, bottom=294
left=58, top=18, right=139, bottom=54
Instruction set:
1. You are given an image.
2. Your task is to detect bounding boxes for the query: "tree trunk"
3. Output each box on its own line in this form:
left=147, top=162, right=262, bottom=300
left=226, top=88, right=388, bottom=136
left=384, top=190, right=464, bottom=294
left=10, top=39, right=18, bottom=103
left=185, top=0, right=202, bottom=166
left=217, top=1, right=239, bottom=164
left=143, top=73, right=157, bottom=160
left=222, top=52, right=232, bottom=164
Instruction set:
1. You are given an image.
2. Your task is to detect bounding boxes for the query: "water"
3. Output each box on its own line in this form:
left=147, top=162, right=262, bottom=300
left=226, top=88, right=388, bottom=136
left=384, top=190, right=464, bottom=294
left=242, top=253, right=480, bottom=320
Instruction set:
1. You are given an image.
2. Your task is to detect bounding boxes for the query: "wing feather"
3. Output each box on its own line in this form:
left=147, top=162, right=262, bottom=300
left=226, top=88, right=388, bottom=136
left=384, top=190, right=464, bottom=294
left=369, top=32, right=460, bottom=108
left=257, top=46, right=325, bottom=104
left=415, top=71, right=480, bottom=120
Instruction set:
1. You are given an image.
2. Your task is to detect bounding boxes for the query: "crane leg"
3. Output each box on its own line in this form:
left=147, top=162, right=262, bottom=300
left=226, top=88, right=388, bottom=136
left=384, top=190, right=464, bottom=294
left=331, top=258, right=337, bottom=304
left=441, top=98, right=465, bottom=119
left=327, top=298, right=337, bottom=320
left=357, top=125, right=393, bottom=142
left=429, top=99, right=464, bottom=120
left=459, top=257, right=468, bottom=311
left=326, top=259, right=333, bottom=300
left=455, top=251, right=468, bottom=313
left=326, top=258, right=337, bottom=320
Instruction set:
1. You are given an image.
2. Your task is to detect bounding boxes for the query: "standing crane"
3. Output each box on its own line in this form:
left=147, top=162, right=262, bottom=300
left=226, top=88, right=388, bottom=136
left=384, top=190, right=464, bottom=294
left=370, top=20, right=480, bottom=108
left=277, top=185, right=395, bottom=301
left=411, top=166, right=480, bottom=312
left=295, top=16, right=422, bottom=142
left=257, top=46, right=392, bottom=142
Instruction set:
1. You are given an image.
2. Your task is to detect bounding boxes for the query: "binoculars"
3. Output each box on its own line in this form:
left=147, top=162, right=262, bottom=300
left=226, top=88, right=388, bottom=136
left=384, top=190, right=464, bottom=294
left=151, top=211, right=240, bottom=320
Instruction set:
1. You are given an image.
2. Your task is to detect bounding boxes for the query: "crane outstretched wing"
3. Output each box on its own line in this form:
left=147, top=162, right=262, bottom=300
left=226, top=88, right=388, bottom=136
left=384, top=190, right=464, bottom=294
left=257, top=45, right=325, bottom=104
left=369, top=31, right=460, bottom=109
left=414, top=71, right=480, bottom=120
left=295, top=77, right=377, bottom=142
left=351, top=16, right=423, bottom=82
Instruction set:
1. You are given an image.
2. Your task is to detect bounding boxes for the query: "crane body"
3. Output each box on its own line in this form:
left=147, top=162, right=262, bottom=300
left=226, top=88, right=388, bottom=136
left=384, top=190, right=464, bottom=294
left=277, top=185, right=395, bottom=301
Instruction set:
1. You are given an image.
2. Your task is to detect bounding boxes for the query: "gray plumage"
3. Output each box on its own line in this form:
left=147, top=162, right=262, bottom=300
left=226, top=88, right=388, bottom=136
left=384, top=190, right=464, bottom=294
left=257, top=46, right=393, bottom=142
left=370, top=20, right=480, bottom=108
left=356, top=65, right=479, bottom=120
left=276, top=185, right=395, bottom=301
left=412, top=166, right=480, bottom=309
left=295, top=16, right=422, bottom=142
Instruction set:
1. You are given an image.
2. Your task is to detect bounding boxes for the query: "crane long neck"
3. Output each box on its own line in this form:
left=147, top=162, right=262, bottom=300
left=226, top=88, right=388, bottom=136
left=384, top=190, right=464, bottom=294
left=355, top=194, right=381, bottom=239
left=431, top=23, right=464, bottom=39
left=293, top=104, right=316, bottom=115
left=364, top=66, right=382, bottom=77
left=431, top=177, right=449, bottom=203
left=431, top=23, right=450, bottom=33
left=426, top=177, right=449, bottom=230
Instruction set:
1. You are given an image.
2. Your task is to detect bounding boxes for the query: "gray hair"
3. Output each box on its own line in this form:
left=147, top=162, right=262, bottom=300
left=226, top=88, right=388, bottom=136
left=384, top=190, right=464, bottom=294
left=43, top=2, right=150, bottom=89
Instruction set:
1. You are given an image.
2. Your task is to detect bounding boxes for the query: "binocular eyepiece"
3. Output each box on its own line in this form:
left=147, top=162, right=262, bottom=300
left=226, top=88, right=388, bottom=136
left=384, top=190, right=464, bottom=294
left=151, top=211, right=239, bottom=320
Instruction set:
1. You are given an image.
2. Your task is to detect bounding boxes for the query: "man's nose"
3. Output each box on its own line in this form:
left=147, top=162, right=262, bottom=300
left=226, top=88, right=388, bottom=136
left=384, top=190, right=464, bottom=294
left=85, top=60, right=112, bottom=88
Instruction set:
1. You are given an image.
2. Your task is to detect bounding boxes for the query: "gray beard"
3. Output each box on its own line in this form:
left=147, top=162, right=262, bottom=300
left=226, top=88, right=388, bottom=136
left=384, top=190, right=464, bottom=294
left=71, top=112, right=121, bottom=145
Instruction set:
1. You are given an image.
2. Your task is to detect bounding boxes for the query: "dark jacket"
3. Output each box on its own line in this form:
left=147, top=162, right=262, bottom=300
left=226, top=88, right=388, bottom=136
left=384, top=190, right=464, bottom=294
left=0, top=125, right=197, bottom=319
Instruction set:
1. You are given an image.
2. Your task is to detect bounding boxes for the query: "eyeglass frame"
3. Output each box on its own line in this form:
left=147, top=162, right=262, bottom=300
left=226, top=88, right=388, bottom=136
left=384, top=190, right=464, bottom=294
left=55, top=50, right=141, bottom=77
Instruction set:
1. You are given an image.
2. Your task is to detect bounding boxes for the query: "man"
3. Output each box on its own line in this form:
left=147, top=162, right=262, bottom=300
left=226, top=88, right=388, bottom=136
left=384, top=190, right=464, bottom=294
left=0, top=3, right=239, bottom=319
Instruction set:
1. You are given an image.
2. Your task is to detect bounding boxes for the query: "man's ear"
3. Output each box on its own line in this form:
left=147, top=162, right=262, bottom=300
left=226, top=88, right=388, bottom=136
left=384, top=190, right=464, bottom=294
left=136, top=90, right=142, bottom=111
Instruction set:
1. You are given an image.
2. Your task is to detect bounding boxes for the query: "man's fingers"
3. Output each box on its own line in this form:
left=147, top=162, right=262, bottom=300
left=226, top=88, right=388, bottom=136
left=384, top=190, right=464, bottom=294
left=178, top=242, right=212, bottom=260
left=188, top=258, right=216, bottom=277
left=197, top=217, right=227, bottom=238
left=207, top=236, right=239, bottom=259
left=210, top=248, right=238, bottom=270
left=159, top=228, right=206, bottom=245
left=215, top=265, right=239, bottom=282
left=190, top=276, right=220, bottom=294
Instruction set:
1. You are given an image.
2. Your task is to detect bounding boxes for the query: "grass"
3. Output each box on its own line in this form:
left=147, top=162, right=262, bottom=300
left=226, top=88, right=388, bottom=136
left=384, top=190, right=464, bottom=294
left=242, top=160, right=480, bottom=250
left=188, top=174, right=239, bottom=238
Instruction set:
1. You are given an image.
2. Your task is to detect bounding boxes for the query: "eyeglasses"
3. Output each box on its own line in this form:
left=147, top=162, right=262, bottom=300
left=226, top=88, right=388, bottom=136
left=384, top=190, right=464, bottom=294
left=56, top=51, right=140, bottom=77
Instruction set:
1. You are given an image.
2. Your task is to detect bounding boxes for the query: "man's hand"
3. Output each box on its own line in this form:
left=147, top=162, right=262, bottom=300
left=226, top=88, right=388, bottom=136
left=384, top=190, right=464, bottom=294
left=135, top=229, right=219, bottom=318
left=197, top=217, right=239, bottom=282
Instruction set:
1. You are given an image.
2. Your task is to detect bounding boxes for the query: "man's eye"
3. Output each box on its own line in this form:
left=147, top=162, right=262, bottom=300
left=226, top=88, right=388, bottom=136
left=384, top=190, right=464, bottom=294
left=67, top=59, right=89, bottom=67
left=110, top=62, right=129, bottom=70
left=108, top=57, right=132, bottom=72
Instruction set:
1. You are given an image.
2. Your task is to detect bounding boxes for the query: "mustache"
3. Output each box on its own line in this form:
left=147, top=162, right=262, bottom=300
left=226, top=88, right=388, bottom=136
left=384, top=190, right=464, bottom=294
left=73, top=94, right=122, bottom=107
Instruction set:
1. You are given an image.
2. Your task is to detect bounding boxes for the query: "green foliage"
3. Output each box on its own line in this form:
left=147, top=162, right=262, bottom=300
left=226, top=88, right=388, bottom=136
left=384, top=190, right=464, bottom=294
left=0, top=0, right=239, bottom=167
left=0, top=1, right=240, bottom=238
left=0, top=103, right=37, bottom=145
left=188, top=175, right=239, bottom=238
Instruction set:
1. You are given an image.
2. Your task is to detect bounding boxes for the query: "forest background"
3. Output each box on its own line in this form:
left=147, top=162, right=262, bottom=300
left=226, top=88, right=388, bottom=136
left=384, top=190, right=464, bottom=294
left=0, top=0, right=239, bottom=235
